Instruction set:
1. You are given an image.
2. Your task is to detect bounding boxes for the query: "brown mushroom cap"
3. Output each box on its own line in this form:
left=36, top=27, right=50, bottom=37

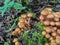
left=47, top=14, right=54, bottom=19
left=45, top=27, right=52, bottom=33
left=27, top=13, right=32, bottom=18
left=13, top=38, right=18, bottom=42
left=50, top=21, right=55, bottom=26
left=41, top=9, right=50, bottom=15
left=43, top=20, right=50, bottom=26
left=56, top=36, right=60, bottom=44
left=51, top=32, right=57, bottom=37
left=15, top=28, right=20, bottom=32
left=57, top=29, right=60, bottom=34
left=18, top=22, right=25, bottom=28
left=21, top=14, right=27, bottom=18
left=15, top=42, right=22, bottom=45
left=54, top=17, right=59, bottom=22
left=45, top=43, right=49, bottom=45
left=42, top=31, right=46, bottom=35
left=45, top=34, right=51, bottom=38
left=55, top=22, right=60, bottom=26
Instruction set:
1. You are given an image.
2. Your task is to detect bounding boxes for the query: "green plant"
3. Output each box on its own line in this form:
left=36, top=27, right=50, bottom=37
left=16, top=0, right=33, bottom=5
left=5, top=17, right=19, bottom=32
left=35, top=22, right=45, bottom=31
left=4, top=42, right=9, bottom=45
left=19, top=28, right=49, bottom=45
left=0, top=0, right=26, bottom=16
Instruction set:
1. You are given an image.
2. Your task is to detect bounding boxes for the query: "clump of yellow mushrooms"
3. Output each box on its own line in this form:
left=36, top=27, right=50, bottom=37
left=11, top=13, right=32, bottom=36
left=40, top=8, right=60, bottom=45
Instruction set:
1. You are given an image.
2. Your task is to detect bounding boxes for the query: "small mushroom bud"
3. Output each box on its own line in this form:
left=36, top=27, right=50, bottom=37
left=45, top=27, right=52, bottom=33
left=18, top=30, right=21, bottom=34
left=57, top=29, right=60, bottom=34
left=11, top=31, right=16, bottom=35
left=15, top=28, right=20, bottom=32
left=18, top=22, right=25, bottom=28
left=13, top=38, right=18, bottom=42
left=47, top=14, right=54, bottom=19
left=20, top=18, right=25, bottom=22
left=52, top=27, right=57, bottom=32
left=49, top=37, right=53, bottom=41
left=42, top=31, right=46, bottom=35
left=53, top=27, right=57, bottom=31
left=52, top=32, right=57, bottom=37
left=45, top=43, right=49, bottom=45
left=45, top=34, right=51, bottom=38
left=41, top=9, right=49, bottom=15
left=56, top=12, right=60, bottom=18
left=46, top=8, right=52, bottom=11
left=51, top=39, right=56, bottom=43
left=53, top=13, right=60, bottom=18
left=21, top=14, right=27, bottom=18
left=50, top=42, right=57, bottom=45
left=55, top=22, right=60, bottom=26
left=54, top=17, right=59, bottom=22
left=27, top=13, right=32, bottom=18
left=15, top=42, right=22, bottom=45
left=50, top=21, right=55, bottom=26
left=56, top=36, right=60, bottom=44
left=39, top=15, right=44, bottom=20
left=43, top=20, right=50, bottom=26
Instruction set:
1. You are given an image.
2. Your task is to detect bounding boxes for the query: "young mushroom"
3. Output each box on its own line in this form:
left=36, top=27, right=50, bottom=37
left=45, top=43, right=49, bottom=45
left=45, top=27, right=52, bottom=33
left=43, top=20, right=50, bottom=26
left=56, top=36, right=60, bottom=44
left=47, top=14, right=54, bottom=19
left=45, top=33, right=51, bottom=38
left=21, top=14, right=27, bottom=19
left=50, top=21, right=55, bottom=26
left=51, top=32, right=57, bottom=37
left=55, top=22, right=60, bottom=26
left=15, top=42, right=22, bottom=45
left=27, top=13, right=32, bottom=18
left=42, top=31, right=47, bottom=35
left=57, top=29, right=60, bottom=34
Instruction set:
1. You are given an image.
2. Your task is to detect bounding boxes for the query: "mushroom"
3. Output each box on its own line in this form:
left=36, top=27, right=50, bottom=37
left=51, top=32, right=57, bottom=37
left=15, top=42, right=22, bottom=45
left=57, top=29, right=60, bottom=34
left=39, top=15, right=44, bottom=20
left=43, top=20, right=50, bottom=26
left=42, top=31, right=46, bottom=35
left=50, top=21, right=55, bottom=26
left=27, top=13, right=32, bottom=18
left=56, top=36, right=60, bottom=44
left=45, top=34, right=51, bottom=38
left=45, top=43, right=49, bottom=45
left=45, top=27, right=52, bottom=33
left=55, top=22, right=60, bottom=26
left=54, top=17, right=59, bottom=22
left=18, top=22, right=25, bottom=28
left=21, top=14, right=27, bottom=18
left=41, top=9, right=49, bottom=15
left=47, top=14, right=54, bottom=19
left=15, top=28, right=20, bottom=32
left=13, top=38, right=18, bottom=43
left=49, top=37, right=53, bottom=41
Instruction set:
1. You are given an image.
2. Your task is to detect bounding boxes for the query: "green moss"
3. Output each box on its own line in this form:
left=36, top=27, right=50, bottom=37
left=19, top=28, right=49, bottom=45
left=35, top=22, right=45, bottom=31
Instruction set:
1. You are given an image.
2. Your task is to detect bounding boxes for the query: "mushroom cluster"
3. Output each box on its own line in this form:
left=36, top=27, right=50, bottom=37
left=40, top=8, right=60, bottom=45
left=11, top=13, right=32, bottom=36
left=13, top=38, right=22, bottom=45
